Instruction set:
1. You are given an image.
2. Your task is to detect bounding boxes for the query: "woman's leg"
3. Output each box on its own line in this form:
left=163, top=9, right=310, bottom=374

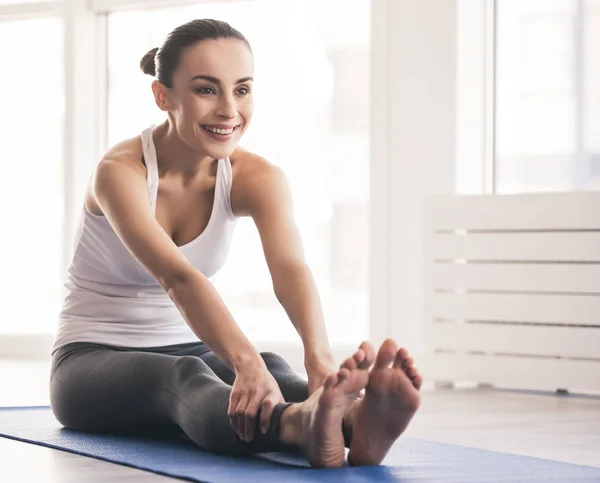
left=52, top=341, right=378, bottom=468
left=198, top=350, right=309, bottom=402
left=199, top=349, right=363, bottom=448
left=50, top=343, right=295, bottom=455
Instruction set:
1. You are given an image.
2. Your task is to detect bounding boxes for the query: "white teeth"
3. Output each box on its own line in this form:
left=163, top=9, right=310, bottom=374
left=205, top=126, right=235, bottom=135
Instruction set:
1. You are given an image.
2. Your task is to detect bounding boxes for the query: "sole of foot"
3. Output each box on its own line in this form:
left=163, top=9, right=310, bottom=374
left=285, top=342, right=376, bottom=468
left=347, top=338, right=422, bottom=466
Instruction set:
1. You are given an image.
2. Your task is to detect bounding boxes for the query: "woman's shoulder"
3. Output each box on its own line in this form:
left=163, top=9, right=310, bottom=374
left=84, top=135, right=146, bottom=217
left=100, top=134, right=145, bottom=175
left=229, top=147, right=289, bottom=217
left=230, top=146, right=281, bottom=181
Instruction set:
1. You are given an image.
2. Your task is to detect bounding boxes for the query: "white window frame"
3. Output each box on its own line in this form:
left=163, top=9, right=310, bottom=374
left=0, top=0, right=394, bottom=368
left=483, top=0, right=496, bottom=193
left=483, top=0, right=591, bottom=194
left=455, top=0, right=496, bottom=196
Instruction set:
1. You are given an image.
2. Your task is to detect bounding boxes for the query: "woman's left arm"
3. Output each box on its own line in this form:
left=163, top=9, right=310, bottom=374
left=232, top=154, right=337, bottom=394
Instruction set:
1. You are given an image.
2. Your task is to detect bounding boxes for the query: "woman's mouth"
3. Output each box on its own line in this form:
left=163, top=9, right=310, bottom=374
left=201, top=124, right=240, bottom=142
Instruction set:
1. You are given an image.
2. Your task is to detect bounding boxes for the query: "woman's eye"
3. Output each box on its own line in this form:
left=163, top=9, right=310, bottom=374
left=237, top=87, right=250, bottom=96
left=196, top=87, right=215, bottom=95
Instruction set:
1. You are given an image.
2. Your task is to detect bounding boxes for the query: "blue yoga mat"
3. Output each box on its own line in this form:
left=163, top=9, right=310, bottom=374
left=1, top=406, right=599, bottom=482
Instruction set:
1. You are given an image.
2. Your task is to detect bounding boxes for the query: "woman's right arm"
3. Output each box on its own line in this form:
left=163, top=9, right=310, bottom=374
left=92, top=158, right=283, bottom=440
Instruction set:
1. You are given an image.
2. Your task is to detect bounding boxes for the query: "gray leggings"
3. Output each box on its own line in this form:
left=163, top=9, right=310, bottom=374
left=50, top=341, right=309, bottom=455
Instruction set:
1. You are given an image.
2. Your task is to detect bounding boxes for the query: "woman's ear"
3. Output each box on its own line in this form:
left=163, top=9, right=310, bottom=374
left=151, top=80, right=172, bottom=112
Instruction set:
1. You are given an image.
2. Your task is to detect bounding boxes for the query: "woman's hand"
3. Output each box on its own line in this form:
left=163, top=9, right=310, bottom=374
left=229, top=360, right=285, bottom=442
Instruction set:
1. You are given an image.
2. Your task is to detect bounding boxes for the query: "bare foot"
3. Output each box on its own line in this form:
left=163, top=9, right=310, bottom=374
left=280, top=342, right=375, bottom=468
left=346, top=339, right=422, bottom=466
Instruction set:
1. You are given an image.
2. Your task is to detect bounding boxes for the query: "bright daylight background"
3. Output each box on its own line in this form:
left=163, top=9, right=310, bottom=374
left=1, top=0, right=599, bottom=349
left=0, top=0, right=371, bottom=347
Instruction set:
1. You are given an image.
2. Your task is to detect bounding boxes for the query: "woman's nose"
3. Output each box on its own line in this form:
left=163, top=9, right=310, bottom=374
left=216, top=95, right=236, bottom=118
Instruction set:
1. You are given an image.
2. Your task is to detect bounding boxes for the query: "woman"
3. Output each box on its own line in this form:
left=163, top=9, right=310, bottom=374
left=50, top=18, right=422, bottom=468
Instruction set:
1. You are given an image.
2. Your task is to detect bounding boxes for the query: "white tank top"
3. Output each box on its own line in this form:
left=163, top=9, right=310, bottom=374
left=52, top=125, right=237, bottom=353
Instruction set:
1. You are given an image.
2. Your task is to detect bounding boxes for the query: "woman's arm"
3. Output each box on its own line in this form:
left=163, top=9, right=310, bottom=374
left=93, top=156, right=285, bottom=441
left=93, top=158, right=261, bottom=371
left=231, top=153, right=337, bottom=391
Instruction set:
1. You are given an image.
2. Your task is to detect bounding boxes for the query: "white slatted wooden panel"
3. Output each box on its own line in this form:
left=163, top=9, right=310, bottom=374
left=426, top=232, right=600, bottom=262
left=424, top=191, right=600, bottom=230
left=423, top=193, right=600, bottom=392
left=419, top=353, right=600, bottom=391
left=425, top=323, right=600, bottom=359
left=427, top=263, right=600, bottom=293
left=428, top=293, right=600, bottom=325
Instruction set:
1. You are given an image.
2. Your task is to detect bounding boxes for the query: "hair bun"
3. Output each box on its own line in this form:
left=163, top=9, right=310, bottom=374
left=140, top=47, right=159, bottom=76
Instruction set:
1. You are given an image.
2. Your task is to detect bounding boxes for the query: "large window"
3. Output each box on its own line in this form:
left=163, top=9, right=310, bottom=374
left=495, top=0, right=600, bottom=193
left=107, top=0, right=370, bottom=345
left=457, top=0, right=600, bottom=194
left=0, top=16, right=64, bottom=334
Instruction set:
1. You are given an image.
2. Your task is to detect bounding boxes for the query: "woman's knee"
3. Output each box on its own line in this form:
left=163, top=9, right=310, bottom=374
left=171, top=355, right=212, bottom=381
left=260, top=351, right=291, bottom=371
left=169, top=355, right=221, bottom=397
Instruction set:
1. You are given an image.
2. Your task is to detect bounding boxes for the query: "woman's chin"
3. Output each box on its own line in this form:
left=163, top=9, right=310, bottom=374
left=203, top=145, right=236, bottom=159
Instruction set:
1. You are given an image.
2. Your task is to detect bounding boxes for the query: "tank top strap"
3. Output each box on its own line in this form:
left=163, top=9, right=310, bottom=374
left=140, top=125, right=159, bottom=214
left=217, top=157, right=235, bottom=219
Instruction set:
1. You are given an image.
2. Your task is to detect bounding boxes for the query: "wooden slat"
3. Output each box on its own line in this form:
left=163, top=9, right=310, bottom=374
left=426, top=232, right=600, bottom=261
left=424, top=322, right=600, bottom=359
left=424, top=192, right=600, bottom=231
left=427, top=292, right=600, bottom=325
left=422, top=192, right=600, bottom=392
left=419, top=353, right=600, bottom=391
left=426, top=263, right=600, bottom=293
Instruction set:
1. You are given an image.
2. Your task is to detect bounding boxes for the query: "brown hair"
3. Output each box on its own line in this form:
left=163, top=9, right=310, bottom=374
left=139, top=19, right=250, bottom=88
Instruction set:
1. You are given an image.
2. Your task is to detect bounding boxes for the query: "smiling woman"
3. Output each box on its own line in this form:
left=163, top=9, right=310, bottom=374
left=106, top=0, right=371, bottom=348
left=49, top=12, right=422, bottom=468
left=135, top=21, right=254, bottom=163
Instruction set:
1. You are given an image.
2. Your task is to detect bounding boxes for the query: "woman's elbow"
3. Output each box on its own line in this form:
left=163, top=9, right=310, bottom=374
left=160, top=266, right=195, bottom=294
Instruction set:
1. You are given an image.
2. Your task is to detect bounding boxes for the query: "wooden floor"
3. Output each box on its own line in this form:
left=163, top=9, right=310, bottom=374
left=1, top=359, right=599, bottom=481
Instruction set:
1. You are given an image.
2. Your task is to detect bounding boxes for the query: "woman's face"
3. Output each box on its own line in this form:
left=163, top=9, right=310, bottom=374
left=160, top=38, right=254, bottom=159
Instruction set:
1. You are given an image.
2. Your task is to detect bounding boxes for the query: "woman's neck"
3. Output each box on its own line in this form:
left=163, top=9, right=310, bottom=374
left=153, top=121, right=214, bottom=177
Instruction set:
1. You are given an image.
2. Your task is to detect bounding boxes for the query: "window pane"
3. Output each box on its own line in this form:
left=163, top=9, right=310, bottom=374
left=107, top=0, right=370, bottom=346
left=496, top=0, right=600, bottom=193
left=0, top=17, right=64, bottom=334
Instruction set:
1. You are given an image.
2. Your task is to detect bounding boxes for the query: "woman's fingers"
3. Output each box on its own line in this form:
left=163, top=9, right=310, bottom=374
left=235, top=395, right=250, bottom=441
left=260, top=397, right=276, bottom=435
left=244, top=396, right=262, bottom=442
left=228, top=392, right=241, bottom=437
left=229, top=372, right=286, bottom=442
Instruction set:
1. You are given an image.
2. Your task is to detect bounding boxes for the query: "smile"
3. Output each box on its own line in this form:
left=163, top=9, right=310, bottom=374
left=202, top=125, right=240, bottom=135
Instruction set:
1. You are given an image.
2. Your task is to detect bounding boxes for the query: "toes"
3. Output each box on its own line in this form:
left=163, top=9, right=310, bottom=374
left=336, top=367, right=350, bottom=385
left=374, top=339, right=399, bottom=369
left=324, top=373, right=338, bottom=389
left=412, top=375, right=423, bottom=390
left=341, top=355, right=358, bottom=372
left=392, top=347, right=410, bottom=369
left=358, top=341, right=376, bottom=368
left=353, top=349, right=366, bottom=366
left=407, top=365, right=419, bottom=378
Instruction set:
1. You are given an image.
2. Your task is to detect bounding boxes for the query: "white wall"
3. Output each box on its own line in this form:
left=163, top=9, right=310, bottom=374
left=371, top=0, right=457, bottom=353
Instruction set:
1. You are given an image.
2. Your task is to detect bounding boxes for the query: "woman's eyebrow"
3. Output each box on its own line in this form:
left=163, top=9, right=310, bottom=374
left=190, top=75, right=254, bottom=84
